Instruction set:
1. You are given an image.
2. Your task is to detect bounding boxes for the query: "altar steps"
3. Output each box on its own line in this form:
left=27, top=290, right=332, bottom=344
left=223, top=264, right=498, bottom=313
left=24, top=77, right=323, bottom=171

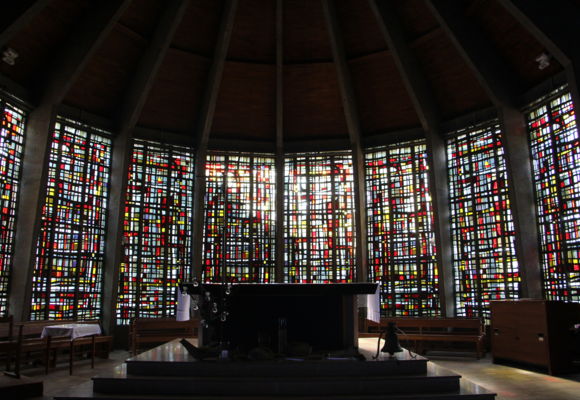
left=0, top=372, right=43, bottom=398
left=52, top=339, right=495, bottom=400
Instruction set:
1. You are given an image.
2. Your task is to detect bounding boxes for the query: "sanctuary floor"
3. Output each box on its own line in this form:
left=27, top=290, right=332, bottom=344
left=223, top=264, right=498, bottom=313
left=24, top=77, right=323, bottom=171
left=16, top=339, right=580, bottom=400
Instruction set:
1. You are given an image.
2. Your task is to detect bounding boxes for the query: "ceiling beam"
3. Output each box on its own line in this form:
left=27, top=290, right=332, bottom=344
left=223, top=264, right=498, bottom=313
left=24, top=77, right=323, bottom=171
left=191, top=0, right=238, bottom=280
left=193, top=0, right=238, bottom=150
left=0, top=0, right=52, bottom=50
left=275, top=0, right=285, bottom=283
left=38, top=0, right=132, bottom=106
left=117, top=0, right=190, bottom=131
left=368, top=0, right=440, bottom=132
left=101, top=0, right=190, bottom=334
left=368, top=0, right=454, bottom=316
left=497, top=0, right=580, bottom=105
left=322, top=0, right=368, bottom=283
left=427, top=0, right=542, bottom=298
left=8, top=0, right=131, bottom=322
left=426, top=0, right=521, bottom=106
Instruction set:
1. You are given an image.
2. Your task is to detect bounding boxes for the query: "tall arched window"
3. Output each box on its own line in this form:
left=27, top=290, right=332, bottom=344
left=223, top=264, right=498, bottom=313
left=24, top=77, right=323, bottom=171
left=30, top=118, right=112, bottom=320
left=284, top=153, right=356, bottom=283
left=365, top=141, right=438, bottom=316
left=116, top=139, right=195, bottom=325
left=527, top=89, right=580, bottom=302
left=447, top=123, right=519, bottom=319
left=0, top=99, right=26, bottom=316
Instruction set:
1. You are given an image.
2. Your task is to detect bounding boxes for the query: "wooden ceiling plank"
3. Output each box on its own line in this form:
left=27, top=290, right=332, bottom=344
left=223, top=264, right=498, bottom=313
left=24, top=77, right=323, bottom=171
left=118, top=0, right=190, bottom=132
left=39, top=0, right=132, bottom=105
left=322, top=0, right=368, bottom=282
left=368, top=0, right=439, bottom=132
left=194, top=0, right=238, bottom=149
left=0, top=0, right=52, bottom=49
left=498, top=0, right=580, bottom=105
left=368, top=0, right=454, bottom=315
left=427, top=0, right=521, bottom=106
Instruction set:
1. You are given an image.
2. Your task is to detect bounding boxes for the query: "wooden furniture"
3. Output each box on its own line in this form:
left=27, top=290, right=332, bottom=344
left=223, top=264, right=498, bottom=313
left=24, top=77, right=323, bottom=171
left=491, top=299, right=580, bottom=374
left=130, top=318, right=198, bottom=355
left=365, top=317, right=486, bottom=358
left=11, top=320, right=112, bottom=375
left=181, top=282, right=378, bottom=353
left=0, top=315, right=21, bottom=376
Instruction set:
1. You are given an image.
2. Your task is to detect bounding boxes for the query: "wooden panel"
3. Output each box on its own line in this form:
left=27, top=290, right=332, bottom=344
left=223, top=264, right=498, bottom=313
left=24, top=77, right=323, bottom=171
left=283, top=0, right=332, bottom=63
left=172, top=0, right=224, bottom=57
left=212, top=61, right=276, bottom=141
left=412, top=29, right=491, bottom=119
left=64, top=25, right=146, bottom=118
left=349, top=51, right=418, bottom=135
left=118, top=0, right=166, bottom=39
left=138, top=49, right=210, bottom=133
left=469, top=0, right=563, bottom=87
left=393, top=0, right=439, bottom=41
left=284, top=63, right=348, bottom=140
left=0, top=0, right=90, bottom=87
left=335, top=0, right=386, bottom=59
left=491, top=300, right=580, bottom=374
left=227, top=0, right=275, bottom=63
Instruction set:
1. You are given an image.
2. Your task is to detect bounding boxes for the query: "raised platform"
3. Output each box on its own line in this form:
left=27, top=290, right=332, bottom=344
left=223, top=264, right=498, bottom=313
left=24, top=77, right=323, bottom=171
left=54, top=338, right=496, bottom=400
left=0, top=372, right=43, bottom=399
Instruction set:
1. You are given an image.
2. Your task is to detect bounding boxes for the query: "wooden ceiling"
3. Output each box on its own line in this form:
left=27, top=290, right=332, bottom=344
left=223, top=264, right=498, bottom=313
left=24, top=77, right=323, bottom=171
left=0, top=0, right=564, bottom=149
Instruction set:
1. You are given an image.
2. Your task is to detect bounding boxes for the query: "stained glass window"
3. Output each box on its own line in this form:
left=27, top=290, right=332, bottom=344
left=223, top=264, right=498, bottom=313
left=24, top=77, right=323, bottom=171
left=365, top=141, right=438, bottom=316
left=447, top=123, right=519, bottom=319
left=0, top=100, right=26, bottom=316
left=116, top=139, right=195, bottom=325
left=202, top=154, right=276, bottom=282
left=284, top=153, right=355, bottom=283
left=30, top=118, right=112, bottom=320
left=527, top=89, right=580, bottom=302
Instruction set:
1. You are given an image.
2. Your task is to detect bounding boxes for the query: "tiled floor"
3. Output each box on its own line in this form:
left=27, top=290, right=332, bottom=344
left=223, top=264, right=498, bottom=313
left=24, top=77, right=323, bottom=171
left=18, top=347, right=580, bottom=400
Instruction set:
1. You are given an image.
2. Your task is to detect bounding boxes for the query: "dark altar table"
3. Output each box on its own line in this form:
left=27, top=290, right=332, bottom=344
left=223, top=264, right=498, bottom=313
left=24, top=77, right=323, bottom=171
left=180, top=283, right=378, bottom=353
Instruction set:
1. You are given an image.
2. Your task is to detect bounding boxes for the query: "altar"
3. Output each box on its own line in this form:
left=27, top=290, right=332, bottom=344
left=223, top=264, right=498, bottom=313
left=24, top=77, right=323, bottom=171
left=180, top=282, right=378, bottom=353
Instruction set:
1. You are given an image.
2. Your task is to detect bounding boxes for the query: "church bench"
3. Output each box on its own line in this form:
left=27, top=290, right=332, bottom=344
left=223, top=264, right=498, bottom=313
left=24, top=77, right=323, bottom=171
left=0, top=315, right=21, bottom=375
left=130, top=318, right=198, bottom=355
left=366, top=317, right=486, bottom=359
left=11, top=320, right=112, bottom=374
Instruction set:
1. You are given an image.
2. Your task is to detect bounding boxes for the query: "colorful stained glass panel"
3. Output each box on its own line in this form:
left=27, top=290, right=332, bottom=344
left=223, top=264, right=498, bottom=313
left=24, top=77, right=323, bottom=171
left=447, top=123, right=519, bottom=320
left=0, top=100, right=26, bottom=316
left=527, top=90, right=580, bottom=302
left=116, top=139, right=195, bottom=325
left=365, top=141, right=438, bottom=316
left=284, top=154, right=355, bottom=283
left=30, top=118, right=112, bottom=320
left=203, top=154, right=276, bottom=282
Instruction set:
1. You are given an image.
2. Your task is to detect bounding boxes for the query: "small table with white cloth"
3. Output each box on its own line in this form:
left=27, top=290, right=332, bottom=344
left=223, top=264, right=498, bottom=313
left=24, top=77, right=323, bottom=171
left=41, top=323, right=104, bottom=374
left=41, top=323, right=102, bottom=339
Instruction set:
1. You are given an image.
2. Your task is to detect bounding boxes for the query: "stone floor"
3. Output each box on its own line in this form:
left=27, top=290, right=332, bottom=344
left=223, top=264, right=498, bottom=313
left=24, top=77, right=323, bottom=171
left=15, top=347, right=580, bottom=400
left=431, top=353, right=580, bottom=400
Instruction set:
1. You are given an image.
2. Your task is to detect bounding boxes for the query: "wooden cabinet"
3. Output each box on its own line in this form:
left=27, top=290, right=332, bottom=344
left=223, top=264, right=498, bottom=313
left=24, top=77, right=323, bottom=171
left=490, top=299, right=580, bottom=374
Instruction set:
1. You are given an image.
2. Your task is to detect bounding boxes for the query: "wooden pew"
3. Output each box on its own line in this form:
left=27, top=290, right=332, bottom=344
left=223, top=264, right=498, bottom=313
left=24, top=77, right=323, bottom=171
left=0, top=315, right=21, bottom=376
left=365, top=317, right=486, bottom=359
left=14, top=320, right=112, bottom=374
left=130, top=318, right=198, bottom=355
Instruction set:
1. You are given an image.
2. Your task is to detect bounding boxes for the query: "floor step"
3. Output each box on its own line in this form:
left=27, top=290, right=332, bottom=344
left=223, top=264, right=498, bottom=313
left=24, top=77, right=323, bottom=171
left=126, top=338, right=428, bottom=377
left=0, top=372, right=44, bottom=398
left=92, top=367, right=460, bottom=397
left=56, top=379, right=494, bottom=400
